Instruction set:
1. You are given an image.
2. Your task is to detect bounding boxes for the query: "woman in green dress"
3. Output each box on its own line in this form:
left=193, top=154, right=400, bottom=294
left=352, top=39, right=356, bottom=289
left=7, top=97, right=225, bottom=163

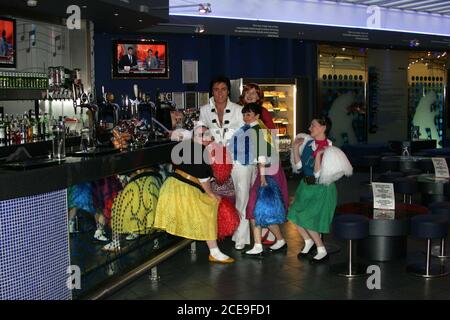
left=288, top=115, right=336, bottom=263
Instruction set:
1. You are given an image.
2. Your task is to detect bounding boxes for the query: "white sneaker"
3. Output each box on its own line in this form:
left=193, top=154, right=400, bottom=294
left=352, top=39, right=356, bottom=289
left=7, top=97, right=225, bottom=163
left=126, top=233, right=139, bottom=241
left=94, top=229, right=109, bottom=242
left=102, top=241, right=121, bottom=252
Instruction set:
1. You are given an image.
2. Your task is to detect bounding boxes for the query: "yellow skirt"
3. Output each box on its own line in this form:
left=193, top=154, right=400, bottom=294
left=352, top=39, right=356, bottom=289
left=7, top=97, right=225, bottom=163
left=111, top=174, right=162, bottom=234
left=154, top=177, right=218, bottom=241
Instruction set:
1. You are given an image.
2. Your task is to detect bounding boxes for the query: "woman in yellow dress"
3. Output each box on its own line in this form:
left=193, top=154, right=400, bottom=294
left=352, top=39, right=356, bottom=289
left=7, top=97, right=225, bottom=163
left=154, top=125, right=234, bottom=263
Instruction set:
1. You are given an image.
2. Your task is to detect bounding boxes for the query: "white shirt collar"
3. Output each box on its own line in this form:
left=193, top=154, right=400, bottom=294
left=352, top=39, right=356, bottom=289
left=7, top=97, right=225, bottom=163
left=209, top=97, right=232, bottom=111
left=249, top=121, right=259, bottom=127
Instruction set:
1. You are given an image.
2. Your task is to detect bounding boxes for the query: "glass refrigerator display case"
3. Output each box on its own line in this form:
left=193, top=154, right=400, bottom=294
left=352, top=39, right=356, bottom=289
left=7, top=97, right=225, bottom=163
left=231, top=78, right=299, bottom=175
left=230, top=78, right=298, bottom=154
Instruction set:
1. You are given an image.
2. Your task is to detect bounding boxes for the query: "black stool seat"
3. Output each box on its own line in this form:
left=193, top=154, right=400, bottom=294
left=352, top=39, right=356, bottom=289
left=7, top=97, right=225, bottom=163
left=411, top=215, right=448, bottom=239
left=443, top=183, right=450, bottom=199
left=378, top=171, right=404, bottom=183
left=429, top=202, right=450, bottom=259
left=359, top=191, right=373, bottom=203
left=381, top=152, right=397, bottom=157
left=333, top=214, right=369, bottom=240
left=429, top=202, right=450, bottom=219
left=394, top=177, right=418, bottom=195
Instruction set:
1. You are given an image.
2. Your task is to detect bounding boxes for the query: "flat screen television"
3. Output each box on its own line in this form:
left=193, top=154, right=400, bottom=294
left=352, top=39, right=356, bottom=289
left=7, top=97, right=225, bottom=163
left=112, top=39, right=168, bottom=79
left=0, top=17, right=16, bottom=68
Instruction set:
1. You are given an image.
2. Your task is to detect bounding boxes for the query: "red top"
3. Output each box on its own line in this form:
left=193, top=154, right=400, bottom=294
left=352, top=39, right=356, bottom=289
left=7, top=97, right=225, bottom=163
left=260, top=107, right=276, bottom=129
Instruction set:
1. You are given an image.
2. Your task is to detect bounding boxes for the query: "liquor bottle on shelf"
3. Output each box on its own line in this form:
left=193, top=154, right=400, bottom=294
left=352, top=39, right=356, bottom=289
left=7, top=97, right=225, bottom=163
left=3, top=114, right=10, bottom=145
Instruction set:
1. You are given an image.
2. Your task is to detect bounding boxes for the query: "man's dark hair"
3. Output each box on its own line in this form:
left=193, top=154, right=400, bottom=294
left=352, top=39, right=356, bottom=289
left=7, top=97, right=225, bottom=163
left=209, top=76, right=231, bottom=97
left=242, top=103, right=262, bottom=117
left=128, top=47, right=134, bottom=51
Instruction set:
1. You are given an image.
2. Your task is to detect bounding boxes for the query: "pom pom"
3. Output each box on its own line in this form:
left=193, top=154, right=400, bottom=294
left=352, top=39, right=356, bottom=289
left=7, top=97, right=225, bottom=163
left=254, top=177, right=286, bottom=227
left=217, top=197, right=240, bottom=240
left=209, top=143, right=233, bottom=185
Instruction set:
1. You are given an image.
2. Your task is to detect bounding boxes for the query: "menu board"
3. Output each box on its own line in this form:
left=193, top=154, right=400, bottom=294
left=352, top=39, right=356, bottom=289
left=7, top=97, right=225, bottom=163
left=372, top=182, right=395, bottom=210
left=432, top=158, right=449, bottom=179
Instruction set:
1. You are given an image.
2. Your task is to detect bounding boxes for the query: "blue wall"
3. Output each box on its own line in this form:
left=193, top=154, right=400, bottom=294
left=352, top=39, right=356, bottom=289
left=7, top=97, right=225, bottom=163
left=94, top=32, right=317, bottom=101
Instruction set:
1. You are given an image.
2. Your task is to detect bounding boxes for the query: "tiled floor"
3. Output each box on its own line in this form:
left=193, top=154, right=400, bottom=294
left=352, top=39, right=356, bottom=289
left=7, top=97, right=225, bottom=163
left=107, top=172, right=450, bottom=300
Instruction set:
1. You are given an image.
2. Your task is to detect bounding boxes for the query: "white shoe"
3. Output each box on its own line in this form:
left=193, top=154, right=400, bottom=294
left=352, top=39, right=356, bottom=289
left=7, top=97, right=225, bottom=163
left=102, top=241, right=121, bottom=252
left=235, top=243, right=246, bottom=250
left=126, top=233, right=139, bottom=241
left=94, top=229, right=109, bottom=242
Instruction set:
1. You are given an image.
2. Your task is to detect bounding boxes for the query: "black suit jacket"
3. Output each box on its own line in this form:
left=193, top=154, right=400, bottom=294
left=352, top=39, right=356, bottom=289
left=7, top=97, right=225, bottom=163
left=119, top=54, right=138, bottom=69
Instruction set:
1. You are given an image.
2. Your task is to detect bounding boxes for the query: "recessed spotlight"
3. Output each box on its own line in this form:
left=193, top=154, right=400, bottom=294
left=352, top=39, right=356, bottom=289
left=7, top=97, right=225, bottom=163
left=195, top=25, right=205, bottom=33
left=138, top=19, right=143, bottom=23
left=114, top=13, right=119, bottom=16
left=82, top=5, right=87, bottom=9
left=27, top=0, right=38, bottom=7
left=198, top=3, right=212, bottom=14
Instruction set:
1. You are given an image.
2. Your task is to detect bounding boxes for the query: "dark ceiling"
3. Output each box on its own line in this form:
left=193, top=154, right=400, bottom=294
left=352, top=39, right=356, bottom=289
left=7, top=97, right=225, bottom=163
left=0, top=0, right=169, bottom=32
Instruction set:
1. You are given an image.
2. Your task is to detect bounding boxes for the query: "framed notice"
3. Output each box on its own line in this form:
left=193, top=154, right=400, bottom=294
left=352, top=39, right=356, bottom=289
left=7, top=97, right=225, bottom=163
left=372, top=182, right=395, bottom=210
left=182, top=60, right=198, bottom=84
left=432, top=158, right=449, bottom=179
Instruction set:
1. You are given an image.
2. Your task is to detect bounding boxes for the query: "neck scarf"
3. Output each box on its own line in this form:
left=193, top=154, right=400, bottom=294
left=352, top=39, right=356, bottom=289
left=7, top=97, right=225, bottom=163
left=312, top=139, right=328, bottom=158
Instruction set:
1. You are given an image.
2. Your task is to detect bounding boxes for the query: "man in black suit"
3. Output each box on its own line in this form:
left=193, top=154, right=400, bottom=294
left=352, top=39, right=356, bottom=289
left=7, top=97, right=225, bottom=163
left=119, top=46, right=138, bottom=70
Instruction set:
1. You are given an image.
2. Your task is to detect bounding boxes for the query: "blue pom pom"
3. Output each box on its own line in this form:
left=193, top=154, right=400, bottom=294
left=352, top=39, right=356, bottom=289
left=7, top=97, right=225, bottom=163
left=254, top=176, right=286, bottom=227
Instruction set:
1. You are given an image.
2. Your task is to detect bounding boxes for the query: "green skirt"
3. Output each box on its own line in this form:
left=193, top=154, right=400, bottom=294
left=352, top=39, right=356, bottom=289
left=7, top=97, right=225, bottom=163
left=288, top=180, right=337, bottom=233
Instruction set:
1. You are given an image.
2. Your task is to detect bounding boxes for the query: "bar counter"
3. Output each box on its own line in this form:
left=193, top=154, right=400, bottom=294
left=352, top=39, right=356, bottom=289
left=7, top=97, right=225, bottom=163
left=0, top=139, right=176, bottom=201
left=0, top=139, right=177, bottom=300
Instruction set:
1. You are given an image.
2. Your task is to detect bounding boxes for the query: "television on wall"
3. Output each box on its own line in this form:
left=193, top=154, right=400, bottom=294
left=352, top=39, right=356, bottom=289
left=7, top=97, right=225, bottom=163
left=112, top=39, right=169, bottom=79
left=0, top=17, right=16, bottom=68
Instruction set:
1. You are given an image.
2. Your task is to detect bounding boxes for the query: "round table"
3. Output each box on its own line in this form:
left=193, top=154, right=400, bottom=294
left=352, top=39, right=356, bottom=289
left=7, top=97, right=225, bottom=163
left=381, top=155, right=427, bottom=172
left=335, top=202, right=429, bottom=262
left=415, top=174, right=450, bottom=205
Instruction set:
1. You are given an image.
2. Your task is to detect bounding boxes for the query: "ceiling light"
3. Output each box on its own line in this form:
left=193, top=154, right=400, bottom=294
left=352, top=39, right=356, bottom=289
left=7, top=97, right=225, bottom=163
left=198, top=3, right=211, bottom=14
left=27, top=0, right=37, bottom=7
left=195, top=25, right=206, bottom=33
left=114, top=13, right=119, bottom=16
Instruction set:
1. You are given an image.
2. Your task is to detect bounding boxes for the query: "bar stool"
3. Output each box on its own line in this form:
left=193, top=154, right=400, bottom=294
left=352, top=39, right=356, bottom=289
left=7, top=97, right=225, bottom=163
left=407, top=214, right=449, bottom=278
left=418, top=158, right=435, bottom=174
left=359, top=191, right=373, bottom=203
left=332, top=214, right=369, bottom=278
left=362, top=155, right=380, bottom=185
left=429, top=202, right=450, bottom=259
left=394, top=177, right=418, bottom=204
left=443, top=183, right=450, bottom=200
left=378, top=171, right=404, bottom=183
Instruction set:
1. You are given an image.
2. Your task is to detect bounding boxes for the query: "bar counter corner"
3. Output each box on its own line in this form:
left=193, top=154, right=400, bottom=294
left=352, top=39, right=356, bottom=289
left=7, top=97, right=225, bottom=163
left=0, top=141, right=176, bottom=300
